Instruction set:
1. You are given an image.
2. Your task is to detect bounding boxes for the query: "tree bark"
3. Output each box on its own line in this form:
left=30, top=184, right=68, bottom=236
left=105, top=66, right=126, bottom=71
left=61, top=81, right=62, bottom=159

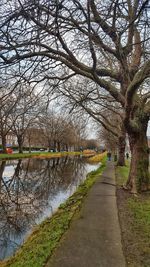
left=126, top=129, right=149, bottom=193
left=117, top=134, right=126, bottom=166
left=53, top=140, right=57, bottom=152
left=117, top=126, right=126, bottom=166
left=29, top=143, right=31, bottom=153
left=48, top=140, right=51, bottom=152
left=28, top=136, right=31, bottom=153
left=17, top=136, right=23, bottom=153
left=2, top=135, right=7, bottom=153
left=57, top=141, right=61, bottom=152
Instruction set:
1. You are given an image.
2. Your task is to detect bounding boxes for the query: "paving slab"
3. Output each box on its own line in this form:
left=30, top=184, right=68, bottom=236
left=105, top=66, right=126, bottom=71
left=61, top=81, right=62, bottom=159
left=45, top=162, right=126, bottom=267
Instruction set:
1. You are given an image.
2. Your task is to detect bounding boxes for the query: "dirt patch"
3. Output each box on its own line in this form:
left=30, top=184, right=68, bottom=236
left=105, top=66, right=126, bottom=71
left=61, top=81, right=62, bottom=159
left=117, top=187, right=150, bottom=267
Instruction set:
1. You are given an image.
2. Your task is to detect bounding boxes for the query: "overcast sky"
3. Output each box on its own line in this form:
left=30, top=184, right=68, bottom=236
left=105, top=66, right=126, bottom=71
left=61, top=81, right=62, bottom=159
left=87, top=120, right=150, bottom=139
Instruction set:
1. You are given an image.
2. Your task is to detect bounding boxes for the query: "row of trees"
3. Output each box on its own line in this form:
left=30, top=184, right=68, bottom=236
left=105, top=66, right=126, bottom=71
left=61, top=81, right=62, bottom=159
left=0, top=0, right=149, bottom=193
left=0, top=81, right=42, bottom=153
left=0, top=82, right=89, bottom=153
left=36, top=111, right=88, bottom=152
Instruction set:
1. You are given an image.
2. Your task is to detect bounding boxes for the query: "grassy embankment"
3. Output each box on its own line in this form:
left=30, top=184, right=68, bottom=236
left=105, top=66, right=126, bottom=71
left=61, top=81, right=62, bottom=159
left=87, top=152, right=107, bottom=163
left=0, top=154, right=106, bottom=267
left=116, top=161, right=150, bottom=267
left=0, top=151, right=89, bottom=160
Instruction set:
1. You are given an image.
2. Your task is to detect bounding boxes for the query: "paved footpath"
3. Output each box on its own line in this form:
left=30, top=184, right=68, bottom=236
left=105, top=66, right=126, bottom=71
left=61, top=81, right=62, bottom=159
left=45, top=162, right=126, bottom=267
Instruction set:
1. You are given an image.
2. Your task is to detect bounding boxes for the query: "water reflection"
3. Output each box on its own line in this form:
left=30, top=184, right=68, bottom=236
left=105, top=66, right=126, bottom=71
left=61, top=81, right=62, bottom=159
left=0, top=157, right=98, bottom=260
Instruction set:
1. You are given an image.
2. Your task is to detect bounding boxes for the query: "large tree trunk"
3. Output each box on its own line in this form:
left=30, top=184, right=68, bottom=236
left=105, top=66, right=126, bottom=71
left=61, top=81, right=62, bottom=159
left=29, top=143, right=31, bottom=153
left=117, top=135, right=126, bottom=166
left=2, top=135, right=7, bottom=153
left=48, top=140, right=51, bottom=152
left=17, top=136, right=23, bottom=153
left=117, top=126, right=126, bottom=166
left=53, top=140, right=57, bottom=152
left=65, top=144, right=68, bottom=152
left=57, top=141, right=61, bottom=152
left=28, top=137, right=31, bottom=153
left=126, top=129, right=149, bottom=193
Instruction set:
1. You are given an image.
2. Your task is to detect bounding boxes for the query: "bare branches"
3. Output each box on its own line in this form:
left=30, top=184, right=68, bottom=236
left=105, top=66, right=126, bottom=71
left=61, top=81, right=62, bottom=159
left=0, top=0, right=149, bottom=141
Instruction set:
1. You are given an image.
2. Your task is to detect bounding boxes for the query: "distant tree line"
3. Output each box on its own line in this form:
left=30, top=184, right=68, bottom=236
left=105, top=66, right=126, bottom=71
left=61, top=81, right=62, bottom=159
left=0, top=82, right=97, bottom=153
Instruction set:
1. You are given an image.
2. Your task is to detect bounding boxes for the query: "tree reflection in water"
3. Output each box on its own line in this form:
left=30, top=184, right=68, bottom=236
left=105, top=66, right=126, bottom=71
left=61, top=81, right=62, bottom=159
left=0, top=156, right=97, bottom=260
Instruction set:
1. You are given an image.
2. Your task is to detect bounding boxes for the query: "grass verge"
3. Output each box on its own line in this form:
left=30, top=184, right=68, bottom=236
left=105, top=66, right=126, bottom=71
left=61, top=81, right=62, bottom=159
left=116, top=162, right=150, bottom=267
left=0, top=151, right=82, bottom=160
left=0, top=156, right=106, bottom=267
left=115, top=160, right=130, bottom=186
left=87, top=152, right=107, bottom=163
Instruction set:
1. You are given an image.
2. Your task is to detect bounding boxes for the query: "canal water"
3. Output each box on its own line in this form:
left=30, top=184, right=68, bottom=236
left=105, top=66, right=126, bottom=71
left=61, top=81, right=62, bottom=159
left=0, top=156, right=99, bottom=260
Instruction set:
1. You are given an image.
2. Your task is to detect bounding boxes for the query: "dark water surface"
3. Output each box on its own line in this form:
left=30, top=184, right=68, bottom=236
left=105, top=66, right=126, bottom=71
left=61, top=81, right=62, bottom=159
left=0, top=156, right=98, bottom=260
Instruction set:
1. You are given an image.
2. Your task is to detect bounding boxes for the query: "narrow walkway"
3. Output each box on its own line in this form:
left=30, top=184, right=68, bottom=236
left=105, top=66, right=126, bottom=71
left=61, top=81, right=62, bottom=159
left=45, top=162, right=126, bottom=267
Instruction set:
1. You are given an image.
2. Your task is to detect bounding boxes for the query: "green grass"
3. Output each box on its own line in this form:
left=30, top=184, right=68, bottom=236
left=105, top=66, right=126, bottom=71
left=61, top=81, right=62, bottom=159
left=0, top=156, right=106, bottom=267
left=128, top=198, right=150, bottom=235
left=116, top=162, right=150, bottom=267
left=0, top=151, right=81, bottom=160
left=127, top=197, right=150, bottom=267
left=115, top=160, right=130, bottom=186
left=0, top=152, right=41, bottom=160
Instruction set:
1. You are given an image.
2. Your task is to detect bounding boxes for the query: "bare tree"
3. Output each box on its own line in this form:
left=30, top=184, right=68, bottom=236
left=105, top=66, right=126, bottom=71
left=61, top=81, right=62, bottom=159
left=96, top=107, right=126, bottom=165
left=11, top=84, right=43, bottom=153
left=38, top=110, right=87, bottom=152
left=38, top=110, right=59, bottom=152
left=98, top=128, right=118, bottom=154
left=25, top=127, right=46, bottom=151
left=57, top=78, right=127, bottom=165
left=0, top=1, right=150, bottom=192
left=0, top=83, right=21, bottom=152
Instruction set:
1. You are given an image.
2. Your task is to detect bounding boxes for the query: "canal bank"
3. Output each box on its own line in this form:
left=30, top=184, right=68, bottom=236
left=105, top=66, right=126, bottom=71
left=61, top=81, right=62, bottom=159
left=46, top=161, right=126, bottom=267
left=0, top=157, right=106, bottom=267
left=0, top=151, right=83, bottom=161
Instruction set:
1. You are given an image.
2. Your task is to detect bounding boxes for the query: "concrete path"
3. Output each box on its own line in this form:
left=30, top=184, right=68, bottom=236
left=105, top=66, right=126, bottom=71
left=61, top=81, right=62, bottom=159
left=45, top=162, right=126, bottom=267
